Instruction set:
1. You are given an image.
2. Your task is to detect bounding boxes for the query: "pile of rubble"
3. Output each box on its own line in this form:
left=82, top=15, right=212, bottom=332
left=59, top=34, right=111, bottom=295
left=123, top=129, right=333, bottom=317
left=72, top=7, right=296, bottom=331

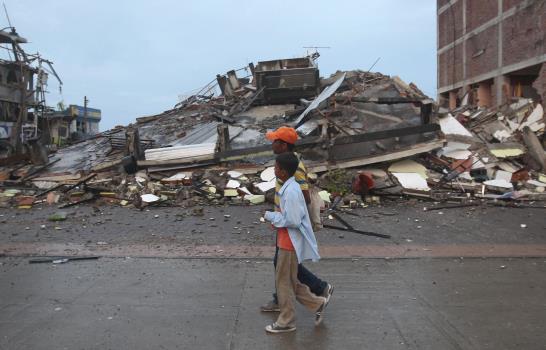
left=429, top=99, right=546, bottom=201
left=0, top=56, right=545, bottom=212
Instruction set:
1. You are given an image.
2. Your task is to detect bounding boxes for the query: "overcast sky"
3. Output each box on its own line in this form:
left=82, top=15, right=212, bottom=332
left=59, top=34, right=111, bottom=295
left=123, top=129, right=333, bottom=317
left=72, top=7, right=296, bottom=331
left=3, top=0, right=436, bottom=130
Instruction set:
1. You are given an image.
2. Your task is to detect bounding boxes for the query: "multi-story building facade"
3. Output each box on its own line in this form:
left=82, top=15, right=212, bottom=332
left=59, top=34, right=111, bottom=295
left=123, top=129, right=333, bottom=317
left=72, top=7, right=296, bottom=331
left=437, top=0, right=545, bottom=109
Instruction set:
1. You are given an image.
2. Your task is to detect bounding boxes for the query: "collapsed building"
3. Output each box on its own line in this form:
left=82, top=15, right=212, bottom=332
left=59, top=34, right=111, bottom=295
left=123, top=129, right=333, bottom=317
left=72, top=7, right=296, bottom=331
left=0, top=53, right=545, bottom=214
left=0, top=27, right=62, bottom=164
left=0, top=27, right=100, bottom=166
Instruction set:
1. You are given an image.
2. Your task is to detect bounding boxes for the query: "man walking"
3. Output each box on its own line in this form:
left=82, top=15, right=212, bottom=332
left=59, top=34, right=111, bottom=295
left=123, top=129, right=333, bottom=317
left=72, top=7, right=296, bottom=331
left=261, top=126, right=334, bottom=313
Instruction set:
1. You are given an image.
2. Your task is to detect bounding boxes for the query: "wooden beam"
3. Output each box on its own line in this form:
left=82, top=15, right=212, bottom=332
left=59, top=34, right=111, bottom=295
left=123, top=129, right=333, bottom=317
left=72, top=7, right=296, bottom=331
left=307, top=140, right=445, bottom=173
left=331, top=124, right=440, bottom=146
left=18, top=158, right=61, bottom=182
left=91, top=158, right=124, bottom=172
left=335, top=96, right=431, bottom=104
left=137, top=154, right=216, bottom=167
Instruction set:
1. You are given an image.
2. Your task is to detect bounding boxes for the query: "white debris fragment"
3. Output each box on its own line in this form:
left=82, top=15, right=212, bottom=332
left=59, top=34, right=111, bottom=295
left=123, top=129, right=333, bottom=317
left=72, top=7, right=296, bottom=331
left=163, top=172, right=189, bottom=181
left=238, top=187, right=252, bottom=195
left=226, top=179, right=241, bottom=189
left=483, top=179, right=513, bottom=190
left=227, top=170, right=243, bottom=178
left=255, top=179, right=276, bottom=193
left=439, top=114, right=473, bottom=137
left=141, top=194, right=160, bottom=203
left=392, top=173, right=430, bottom=191
left=245, top=194, right=265, bottom=204
left=318, top=191, right=331, bottom=203
left=495, top=170, right=513, bottom=182
left=260, top=167, right=276, bottom=182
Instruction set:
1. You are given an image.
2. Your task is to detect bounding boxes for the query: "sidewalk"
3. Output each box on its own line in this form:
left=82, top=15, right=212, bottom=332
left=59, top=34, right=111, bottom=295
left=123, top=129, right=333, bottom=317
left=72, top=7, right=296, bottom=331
left=1, top=257, right=545, bottom=350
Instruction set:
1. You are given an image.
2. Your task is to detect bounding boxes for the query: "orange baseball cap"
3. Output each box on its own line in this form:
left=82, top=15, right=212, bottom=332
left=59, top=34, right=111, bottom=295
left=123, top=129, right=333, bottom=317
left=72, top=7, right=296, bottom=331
left=266, top=126, right=298, bottom=145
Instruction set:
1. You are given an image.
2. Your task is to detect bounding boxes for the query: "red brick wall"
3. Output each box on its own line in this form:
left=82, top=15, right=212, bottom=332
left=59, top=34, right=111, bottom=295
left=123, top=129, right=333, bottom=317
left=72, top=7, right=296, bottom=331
left=466, top=0, right=498, bottom=32
left=503, top=0, right=526, bottom=12
left=466, top=25, right=499, bottom=77
left=502, top=1, right=546, bottom=66
left=438, top=0, right=545, bottom=96
left=438, top=0, right=464, bottom=48
left=439, top=43, right=464, bottom=87
left=438, top=0, right=451, bottom=8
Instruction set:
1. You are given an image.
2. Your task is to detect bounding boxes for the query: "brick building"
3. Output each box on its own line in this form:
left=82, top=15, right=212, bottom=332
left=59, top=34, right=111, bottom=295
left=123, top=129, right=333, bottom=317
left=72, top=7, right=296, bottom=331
left=437, top=0, right=545, bottom=109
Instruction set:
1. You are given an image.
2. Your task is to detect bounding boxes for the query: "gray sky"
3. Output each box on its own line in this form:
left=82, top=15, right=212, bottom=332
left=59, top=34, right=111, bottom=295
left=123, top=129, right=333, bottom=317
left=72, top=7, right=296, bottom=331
left=4, top=0, right=436, bottom=130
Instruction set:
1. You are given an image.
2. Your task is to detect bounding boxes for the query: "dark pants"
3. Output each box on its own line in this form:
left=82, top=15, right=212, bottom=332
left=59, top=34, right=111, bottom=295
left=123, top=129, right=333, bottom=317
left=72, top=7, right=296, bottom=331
left=273, top=246, right=327, bottom=303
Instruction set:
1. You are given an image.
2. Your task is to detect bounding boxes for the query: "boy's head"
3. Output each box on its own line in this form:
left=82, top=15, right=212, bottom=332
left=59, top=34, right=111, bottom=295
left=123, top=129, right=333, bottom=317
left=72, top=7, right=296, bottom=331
left=274, top=152, right=299, bottom=181
left=266, top=126, right=298, bottom=154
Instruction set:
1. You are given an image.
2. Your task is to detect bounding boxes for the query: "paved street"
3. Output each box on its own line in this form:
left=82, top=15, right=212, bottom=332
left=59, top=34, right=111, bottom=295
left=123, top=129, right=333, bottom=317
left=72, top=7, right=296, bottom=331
left=1, top=256, right=546, bottom=350
left=1, top=203, right=545, bottom=349
left=1, top=203, right=545, bottom=259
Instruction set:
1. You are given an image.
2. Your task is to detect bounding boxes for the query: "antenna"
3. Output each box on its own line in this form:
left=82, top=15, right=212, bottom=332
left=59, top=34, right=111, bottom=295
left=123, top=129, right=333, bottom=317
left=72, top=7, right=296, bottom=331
left=303, top=46, right=331, bottom=61
left=3, top=3, right=12, bottom=28
left=366, top=57, right=381, bottom=73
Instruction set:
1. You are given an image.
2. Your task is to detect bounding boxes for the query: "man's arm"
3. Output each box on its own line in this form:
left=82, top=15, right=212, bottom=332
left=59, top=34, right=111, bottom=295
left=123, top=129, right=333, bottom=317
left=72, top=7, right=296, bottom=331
left=302, top=190, right=311, bottom=205
left=294, top=162, right=311, bottom=205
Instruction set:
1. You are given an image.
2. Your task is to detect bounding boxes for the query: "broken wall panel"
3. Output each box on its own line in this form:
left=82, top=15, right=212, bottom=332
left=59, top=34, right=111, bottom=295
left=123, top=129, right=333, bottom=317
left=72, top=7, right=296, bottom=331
left=255, top=57, right=320, bottom=104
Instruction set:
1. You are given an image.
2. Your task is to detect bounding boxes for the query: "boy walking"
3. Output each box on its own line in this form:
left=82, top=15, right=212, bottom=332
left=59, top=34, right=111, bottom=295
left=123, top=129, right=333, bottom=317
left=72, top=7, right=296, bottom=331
left=263, top=153, right=328, bottom=334
left=261, top=126, right=333, bottom=313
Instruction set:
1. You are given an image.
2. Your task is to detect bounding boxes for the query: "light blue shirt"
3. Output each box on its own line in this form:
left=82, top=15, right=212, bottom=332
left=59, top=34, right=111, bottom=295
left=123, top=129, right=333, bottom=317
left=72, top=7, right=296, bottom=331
left=264, top=176, right=321, bottom=263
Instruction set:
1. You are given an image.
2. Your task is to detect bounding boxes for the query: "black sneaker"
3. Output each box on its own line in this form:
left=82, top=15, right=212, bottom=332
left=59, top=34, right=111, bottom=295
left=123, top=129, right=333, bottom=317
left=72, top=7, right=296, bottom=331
left=321, top=283, right=335, bottom=305
left=260, top=300, right=280, bottom=312
left=265, top=322, right=296, bottom=334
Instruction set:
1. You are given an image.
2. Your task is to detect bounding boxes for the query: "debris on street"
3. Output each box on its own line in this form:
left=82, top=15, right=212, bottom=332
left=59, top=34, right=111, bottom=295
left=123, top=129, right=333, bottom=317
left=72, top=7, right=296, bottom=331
left=28, top=256, right=100, bottom=264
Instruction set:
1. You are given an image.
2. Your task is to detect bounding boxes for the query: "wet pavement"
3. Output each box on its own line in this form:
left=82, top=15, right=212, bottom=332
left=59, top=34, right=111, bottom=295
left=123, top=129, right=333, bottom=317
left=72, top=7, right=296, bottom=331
left=1, top=256, right=546, bottom=350
left=1, top=201, right=546, bottom=349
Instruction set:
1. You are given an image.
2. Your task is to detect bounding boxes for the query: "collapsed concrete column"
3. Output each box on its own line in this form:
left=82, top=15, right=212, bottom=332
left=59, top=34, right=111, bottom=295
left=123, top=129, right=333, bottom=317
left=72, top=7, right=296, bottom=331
left=494, top=75, right=511, bottom=106
left=522, top=126, right=546, bottom=171
left=449, top=90, right=458, bottom=110
left=477, top=82, right=492, bottom=107
left=532, top=63, right=546, bottom=105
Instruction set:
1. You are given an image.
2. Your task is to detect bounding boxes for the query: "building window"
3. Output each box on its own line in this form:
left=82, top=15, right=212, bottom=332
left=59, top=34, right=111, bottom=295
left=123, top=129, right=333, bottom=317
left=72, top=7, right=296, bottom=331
left=7, top=70, right=17, bottom=84
left=58, top=126, right=67, bottom=137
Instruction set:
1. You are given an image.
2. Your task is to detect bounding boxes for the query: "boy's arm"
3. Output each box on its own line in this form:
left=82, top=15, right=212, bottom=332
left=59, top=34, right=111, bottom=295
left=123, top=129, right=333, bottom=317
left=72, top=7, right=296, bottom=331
left=264, top=190, right=304, bottom=229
